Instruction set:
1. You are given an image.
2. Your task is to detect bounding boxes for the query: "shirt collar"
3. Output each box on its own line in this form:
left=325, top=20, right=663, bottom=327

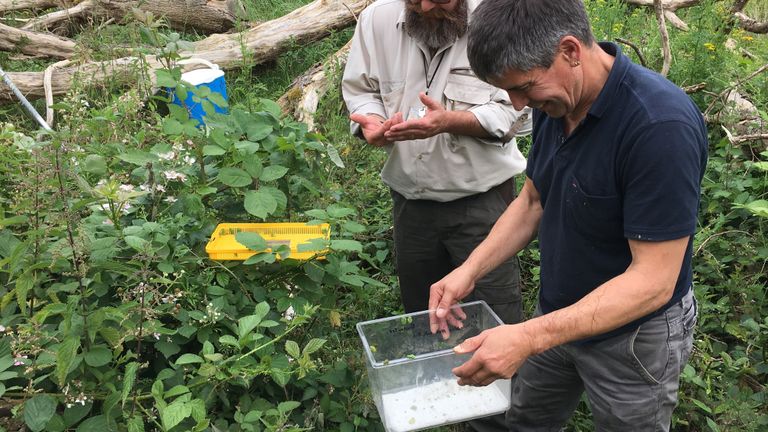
left=588, top=42, right=629, bottom=119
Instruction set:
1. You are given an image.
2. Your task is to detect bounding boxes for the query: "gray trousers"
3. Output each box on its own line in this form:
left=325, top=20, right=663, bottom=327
left=506, top=290, right=697, bottom=431
left=390, top=180, right=522, bottom=432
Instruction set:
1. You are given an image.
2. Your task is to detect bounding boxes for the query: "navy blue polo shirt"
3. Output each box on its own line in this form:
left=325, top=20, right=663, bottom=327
left=526, top=42, right=708, bottom=340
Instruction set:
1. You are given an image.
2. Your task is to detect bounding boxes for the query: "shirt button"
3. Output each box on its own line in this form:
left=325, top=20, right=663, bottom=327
left=417, top=154, right=423, bottom=160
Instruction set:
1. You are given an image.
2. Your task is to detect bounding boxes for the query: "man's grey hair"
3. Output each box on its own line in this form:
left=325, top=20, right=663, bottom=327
left=468, top=0, right=595, bottom=82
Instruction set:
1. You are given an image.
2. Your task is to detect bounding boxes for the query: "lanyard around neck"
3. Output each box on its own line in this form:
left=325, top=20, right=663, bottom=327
left=423, top=50, right=446, bottom=96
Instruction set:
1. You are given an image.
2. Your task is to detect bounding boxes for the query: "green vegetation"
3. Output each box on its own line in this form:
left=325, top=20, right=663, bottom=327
left=0, top=0, right=765, bottom=431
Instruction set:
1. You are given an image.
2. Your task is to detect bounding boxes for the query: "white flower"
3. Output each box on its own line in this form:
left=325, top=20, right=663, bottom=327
left=119, top=184, right=134, bottom=192
left=283, top=306, right=296, bottom=321
left=163, top=170, right=187, bottom=182
left=183, top=155, right=196, bottom=165
left=164, top=196, right=178, bottom=203
left=153, top=333, right=161, bottom=340
left=158, top=151, right=176, bottom=161
left=0, top=325, right=5, bottom=332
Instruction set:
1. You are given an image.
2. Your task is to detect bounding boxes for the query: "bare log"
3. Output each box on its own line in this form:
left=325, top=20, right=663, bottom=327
left=17, top=0, right=242, bottom=35
left=278, top=40, right=351, bottom=130
left=734, top=12, right=768, bottom=34
left=0, top=0, right=369, bottom=103
left=0, top=22, right=75, bottom=58
left=0, top=0, right=63, bottom=13
left=99, top=0, right=244, bottom=34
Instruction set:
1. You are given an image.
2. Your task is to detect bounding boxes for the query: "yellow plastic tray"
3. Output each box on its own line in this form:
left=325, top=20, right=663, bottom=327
left=205, top=223, right=330, bottom=261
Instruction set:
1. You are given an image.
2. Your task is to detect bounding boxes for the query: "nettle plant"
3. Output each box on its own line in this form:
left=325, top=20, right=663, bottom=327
left=0, top=70, right=385, bottom=430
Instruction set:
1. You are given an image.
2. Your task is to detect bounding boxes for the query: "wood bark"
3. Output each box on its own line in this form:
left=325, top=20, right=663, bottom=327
left=0, top=0, right=369, bottom=103
left=0, top=0, right=63, bottom=13
left=734, top=12, right=768, bottom=34
left=0, top=21, right=75, bottom=58
left=278, top=40, right=351, bottom=130
left=654, top=0, right=672, bottom=76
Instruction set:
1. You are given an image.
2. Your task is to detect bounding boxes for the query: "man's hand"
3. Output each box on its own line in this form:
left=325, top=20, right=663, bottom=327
left=451, top=323, right=536, bottom=386
left=385, top=93, right=448, bottom=141
left=429, top=265, right=476, bottom=335
left=350, top=112, right=404, bottom=147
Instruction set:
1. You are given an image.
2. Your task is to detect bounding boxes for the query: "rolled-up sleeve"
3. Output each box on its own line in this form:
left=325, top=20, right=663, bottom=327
left=341, top=13, right=387, bottom=136
left=469, top=89, right=532, bottom=146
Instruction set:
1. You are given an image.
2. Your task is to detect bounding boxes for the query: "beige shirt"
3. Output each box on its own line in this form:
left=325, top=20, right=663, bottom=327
left=342, top=0, right=531, bottom=201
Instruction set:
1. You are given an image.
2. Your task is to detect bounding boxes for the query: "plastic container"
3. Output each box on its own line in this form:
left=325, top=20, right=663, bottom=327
left=170, top=59, right=228, bottom=126
left=205, top=223, right=330, bottom=261
left=356, top=301, right=511, bottom=432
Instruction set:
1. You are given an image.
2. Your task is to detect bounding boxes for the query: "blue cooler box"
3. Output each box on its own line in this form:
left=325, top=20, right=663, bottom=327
left=170, top=67, right=228, bottom=125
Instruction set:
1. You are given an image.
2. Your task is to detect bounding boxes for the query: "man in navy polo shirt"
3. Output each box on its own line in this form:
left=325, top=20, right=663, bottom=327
left=427, top=0, right=707, bottom=429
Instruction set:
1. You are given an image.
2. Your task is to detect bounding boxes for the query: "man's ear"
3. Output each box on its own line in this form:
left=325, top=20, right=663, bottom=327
left=558, top=36, right=582, bottom=66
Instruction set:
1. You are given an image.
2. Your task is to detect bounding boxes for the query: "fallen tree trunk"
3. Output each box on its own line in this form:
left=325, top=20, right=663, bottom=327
left=0, top=22, right=75, bottom=59
left=735, top=12, right=768, bottom=34
left=0, top=0, right=369, bottom=103
left=0, top=0, right=63, bottom=13
left=18, top=0, right=243, bottom=35
left=278, top=40, right=351, bottom=130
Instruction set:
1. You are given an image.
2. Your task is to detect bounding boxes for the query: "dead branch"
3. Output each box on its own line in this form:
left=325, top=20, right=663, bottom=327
left=682, top=82, right=706, bottom=93
left=654, top=0, right=672, bottom=76
left=0, top=22, right=75, bottom=59
left=623, top=0, right=699, bottom=30
left=704, top=63, right=768, bottom=118
left=615, top=37, right=647, bottom=67
left=21, top=0, right=96, bottom=32
left=278, top=40, right=351, bottom=130
left=734, top=12, right=768, bottom=34
left=727, top=133, right=768, bottom=144
left=0, top=0, right=370, bottom=103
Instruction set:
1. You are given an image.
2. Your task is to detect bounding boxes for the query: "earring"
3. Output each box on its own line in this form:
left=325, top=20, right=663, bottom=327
left=572, top=60, right=581, bottom=66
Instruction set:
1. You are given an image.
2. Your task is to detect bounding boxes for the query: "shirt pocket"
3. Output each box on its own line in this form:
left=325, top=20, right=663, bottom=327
left=564, top=176, right=623, bottom=242
left=380, top=80, right=405, bottom=116
left=443, top=71, right=495, bottom=112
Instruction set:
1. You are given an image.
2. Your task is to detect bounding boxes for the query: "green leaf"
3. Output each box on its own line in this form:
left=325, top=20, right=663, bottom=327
left=156, top=69, right=177, bottom=87
left=121, top=362, right=138, bottom=407
left=243, top=253, right=276, bottom=265
left=254, top=302, right=270, bottom=321
left=326, top=143, right=345, bottom=168
left=244, top=190, right=277, bottom=219
left=327, top=205, right=356, bottom=218
left=83, top=154, right=107, bottom=175
left=162, top=401, right=192, bottom=431
left=691, top=398, right=713, bottom=414
left=235, top=232, right=267, bottom=252
left=235, top=140, right=260, bottom=154
left=285, top=340, right=300, bottom=359
left=245, top=123, right=273, bottom=142
left=175, top=354, right=203, bottom=365
left=259, top=165, right=289, bottom=182
left=162, top=118, right=184, bottom=135
left=238, top=315, right=263, bottom=340
left=302, top=338, right=326, bottom=355
left=56, top=337, right=80, bottom=386
left=76, top=415, right=108, bottom=432
left=127, top=415, right=145, bottom=432
left=734, top=199, right=768, bottom=218
left=705, top=417, right=720, bottom=432
left=217, top=167, right=253, bottom=188
left=259, top=99, right=282, bottom=118
left=261, top=186, right=287, bottom=211
left=164, top=385, right=190, bottom=398
left=330, top=240, right=363, bottom=252
left=84, top=346, right=112, bottom=367
left=277, top=401, right=300, bottom=414
left=116, top=150, right=159, bottom=166
left=124, top=236, right=149, bottom=252
left=203, top=145, right=226, bottom=156
left=62, top=404, right=90, bottom=427
left=23, top=395, right=57, bottom=432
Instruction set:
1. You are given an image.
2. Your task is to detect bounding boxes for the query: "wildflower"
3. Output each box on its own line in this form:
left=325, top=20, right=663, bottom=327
left=13, top=355, right=27, bottom=366
left=0, top=325, right=5, bottom=332
left=158, top=151, right=176, bottom=161
left=704, top=42, right=716, bottom=51
left=163, top=170, right=187, bottom=182
left=164, top=196, right=178, bottom=203
left=118, top=184, right=135, bottom=192
left=741, top=35, right=753, bottom=42
left=283, top=306, right=296, bottom=321
left=183, top=155, right=196, bottom=165
left=153, top=333, right=161, bottom=340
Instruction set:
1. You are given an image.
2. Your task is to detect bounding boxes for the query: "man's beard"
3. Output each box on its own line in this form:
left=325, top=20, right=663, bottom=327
left=404, top=0, right=468, bottom=49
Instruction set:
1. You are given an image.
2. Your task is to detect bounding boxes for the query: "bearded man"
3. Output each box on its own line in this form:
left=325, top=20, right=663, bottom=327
left=342, top=1, right=529, bottom=429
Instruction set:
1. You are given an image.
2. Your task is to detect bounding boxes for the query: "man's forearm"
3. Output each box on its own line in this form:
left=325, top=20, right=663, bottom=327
left=441, top=110, right=493, bottom=138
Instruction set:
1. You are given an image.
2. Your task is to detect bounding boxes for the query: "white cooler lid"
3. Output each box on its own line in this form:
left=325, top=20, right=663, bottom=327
left=181, top=68, right=225, bottom=86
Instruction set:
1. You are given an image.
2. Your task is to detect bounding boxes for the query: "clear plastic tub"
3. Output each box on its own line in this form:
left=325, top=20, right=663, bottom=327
left=356, top=301, right=511, bottom=432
